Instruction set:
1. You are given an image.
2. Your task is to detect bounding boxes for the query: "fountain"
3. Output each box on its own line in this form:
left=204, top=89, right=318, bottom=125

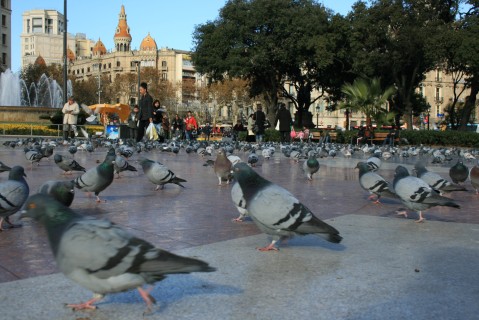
left=0, top=69, right=72, bottom=108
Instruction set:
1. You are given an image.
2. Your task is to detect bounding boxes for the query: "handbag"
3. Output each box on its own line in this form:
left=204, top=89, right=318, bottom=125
left=146, top=123, right=158, bottom=140
left=253, top=124, right=259, bottom=134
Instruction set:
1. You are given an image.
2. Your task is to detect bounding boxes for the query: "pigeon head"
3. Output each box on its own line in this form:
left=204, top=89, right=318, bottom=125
left=9, top=166, right=27, bottom=180
left=21, top=194, right=79, bottom=223
left=53, top=154, right=62, bottom=163
left=413, top=161, right=427, bottom=176
left=232, top=163, right=270, bottom=201
left=355, top=162, right=370, bottom=175
left=394, top=165, right=410, bottom=181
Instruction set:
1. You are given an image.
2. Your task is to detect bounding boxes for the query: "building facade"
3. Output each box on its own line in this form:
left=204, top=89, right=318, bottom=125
left=0, top=0, right=12, bottom=70
left=20, top=5, right=200, bottom=108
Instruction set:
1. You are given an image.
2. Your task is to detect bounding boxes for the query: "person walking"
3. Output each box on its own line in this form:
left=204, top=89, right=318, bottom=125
left=62, top=96, right=80, bottom=140
left=254, top=106, right=267, bottom=143
left=136, top=82, right=154, bottom=142
left=274, top=102, right=293, bottom=143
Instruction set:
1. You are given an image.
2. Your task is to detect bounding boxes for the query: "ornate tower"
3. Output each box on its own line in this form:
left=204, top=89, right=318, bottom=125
left=113, top=5, right=132, bottom=52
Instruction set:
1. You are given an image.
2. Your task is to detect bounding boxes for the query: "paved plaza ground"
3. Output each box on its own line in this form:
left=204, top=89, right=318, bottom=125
left=0, top=138, right=477, bottom=319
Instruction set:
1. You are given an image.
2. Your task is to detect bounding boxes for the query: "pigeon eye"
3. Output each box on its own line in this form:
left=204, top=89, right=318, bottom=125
left=28, top=203, right=36, bottom=209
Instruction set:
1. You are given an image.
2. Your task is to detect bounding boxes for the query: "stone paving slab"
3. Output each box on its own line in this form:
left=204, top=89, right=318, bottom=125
left=1, top=214, right=478, bottom=320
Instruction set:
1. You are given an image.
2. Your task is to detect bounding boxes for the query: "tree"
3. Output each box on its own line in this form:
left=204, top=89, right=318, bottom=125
left=347, top=0, right=457, bottom=129
left=340, top=77, right=396, bottom=127
left=193, top=0, right=346, bottom=126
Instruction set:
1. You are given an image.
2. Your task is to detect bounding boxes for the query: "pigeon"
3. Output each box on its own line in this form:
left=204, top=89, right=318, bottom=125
left=38, top=180, right=75, bottom=207
left=214, top=148, right=233, bottom=185
left=227, top=155, right=242, bottom=166
left=72, top=149, right=115, bottom=202
left=355, top=162, right=397, bottom=204
left=20, top=194, right=216, bottom=312
left=449, top=160, right=469, bottom=184
left=414, top=161, right=467, bottom=195
left=393, top=165, right=460, bottom=222
left=68, top=144, right=78, bottom=156
left=231, top=181, right=248, bottom=222
left=247, top=149, right=259, bottom=167
left=0, top=161, right=11, bottom=173
left=139, top=157, right=187, bottom=190
left=302, top=155, right=320, bottom=181
left=470, top=161, right=479, bottom=194
left=366, top=156, right=382, bottom=172
left=54, top=154, right=86, bottom=175
left=231, top=162, right=342, bottom=251
left=113, top=152, right=137, bottom=178
left=0, top=166, right=29, bottom=230
left=24, top=147, right=44, bottom=166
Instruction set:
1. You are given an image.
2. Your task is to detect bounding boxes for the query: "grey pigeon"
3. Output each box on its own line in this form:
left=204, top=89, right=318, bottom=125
left=20, top=194, right=215, bottom=312
left=247, top=149, right=259, bottom=167
left=231, top=181, right=248, bottom=222
left=0, top=166, right=29, bottom=230
left=113, top=152, right=137, bottom=178
left=24, top=147, right=44, bottom=166
left=232, top=162, right=342, bottom=251
left=0, top=161, right=11, bottom=173
left=72, top=149, right=115, bottom=202
left=139, top=157, right=186, bottom=190
left=393, top=165, right=460, bottom=222
left=214, top=148, right=233, bottom=185
left=449, top=160, right=469, bottom=184
left=54, top=154, right=86, bottom=175
left=355, top=162, right=397, bottom=204
left=470, top=161, right=479, bottom=194
left=414, top=161, right=466, bottom=195
left=38, top=180, right=75, bottom=207
left=302, top=155, right=320, bottom=181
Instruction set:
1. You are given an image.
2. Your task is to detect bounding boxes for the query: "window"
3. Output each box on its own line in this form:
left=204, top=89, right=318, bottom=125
left=2, top=34, right=5, bottom=45
left=2, top=53, right=6, bottom=65
left=108, top=63, right=111, bottom=68
left=435, top=69, right=442, bottom=82
left=1, top=0, right=5, bottom=8
left=162, top=72, right=167, bottom=80
left=116, top=61, right=120, bottom=67
left=435, top=87, right=442, bottom=103
left=161, top=61, right=167, bottom=67
left=26, top=19, right=30, bottom=33
left=46, top=18, right=53, bottom=34
left=32, top=18, right=42, bottom=33
left=2, top=15, right=6, bottom=27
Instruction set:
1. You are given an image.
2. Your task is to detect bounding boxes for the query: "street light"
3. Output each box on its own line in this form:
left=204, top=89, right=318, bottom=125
left=132, top=60, right=141, bottom=104
left=315, top=104, right=320, bottom=129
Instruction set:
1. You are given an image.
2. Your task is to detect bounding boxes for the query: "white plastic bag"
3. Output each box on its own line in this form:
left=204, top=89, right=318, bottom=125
left=146, top=123, right=158, bottom=140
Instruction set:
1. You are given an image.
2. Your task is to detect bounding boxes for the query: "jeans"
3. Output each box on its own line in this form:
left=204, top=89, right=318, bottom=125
left=255, top=134, right=264, bottom=143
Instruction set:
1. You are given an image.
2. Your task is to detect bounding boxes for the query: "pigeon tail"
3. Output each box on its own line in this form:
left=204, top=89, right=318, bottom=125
left=294, top=218, right=342, bottom=244
left=171, top=177, right=187, bottom=188
left=439, top=184, right=467, bottom=192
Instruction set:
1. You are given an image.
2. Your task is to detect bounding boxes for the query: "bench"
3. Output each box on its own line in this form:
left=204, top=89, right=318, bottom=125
left=369, top=132, right=400, bottom=145
left=309, top=131, right=337, bottom=143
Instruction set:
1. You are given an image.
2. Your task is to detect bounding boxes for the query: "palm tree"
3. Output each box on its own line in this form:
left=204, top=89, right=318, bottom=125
left=340, top=77, right=396, bottom=127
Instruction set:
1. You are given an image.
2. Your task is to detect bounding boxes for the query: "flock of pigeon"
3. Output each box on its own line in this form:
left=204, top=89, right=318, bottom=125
left=1, top=136, right=478, bottom=313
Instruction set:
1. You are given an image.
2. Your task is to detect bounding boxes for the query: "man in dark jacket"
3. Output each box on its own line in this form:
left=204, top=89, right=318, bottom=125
left=274, top=103, right=293, bottom=143
left=136, top=82, right=154, bottom=142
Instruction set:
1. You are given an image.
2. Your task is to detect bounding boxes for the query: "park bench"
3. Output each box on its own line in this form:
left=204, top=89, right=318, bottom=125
left=370, top=132, right=400, bottom=145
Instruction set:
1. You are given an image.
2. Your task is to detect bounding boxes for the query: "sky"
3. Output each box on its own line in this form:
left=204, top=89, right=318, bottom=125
left=10, top=0, right=358, bottom=72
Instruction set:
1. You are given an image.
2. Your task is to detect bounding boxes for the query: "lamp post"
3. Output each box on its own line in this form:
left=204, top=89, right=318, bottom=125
left=132, top=60, right=141, bottom=104
left=315, top=104, right=320, bottom=129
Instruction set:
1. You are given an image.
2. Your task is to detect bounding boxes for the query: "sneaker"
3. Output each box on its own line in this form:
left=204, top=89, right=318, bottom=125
left=74, top=132, right=78, bottom=137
